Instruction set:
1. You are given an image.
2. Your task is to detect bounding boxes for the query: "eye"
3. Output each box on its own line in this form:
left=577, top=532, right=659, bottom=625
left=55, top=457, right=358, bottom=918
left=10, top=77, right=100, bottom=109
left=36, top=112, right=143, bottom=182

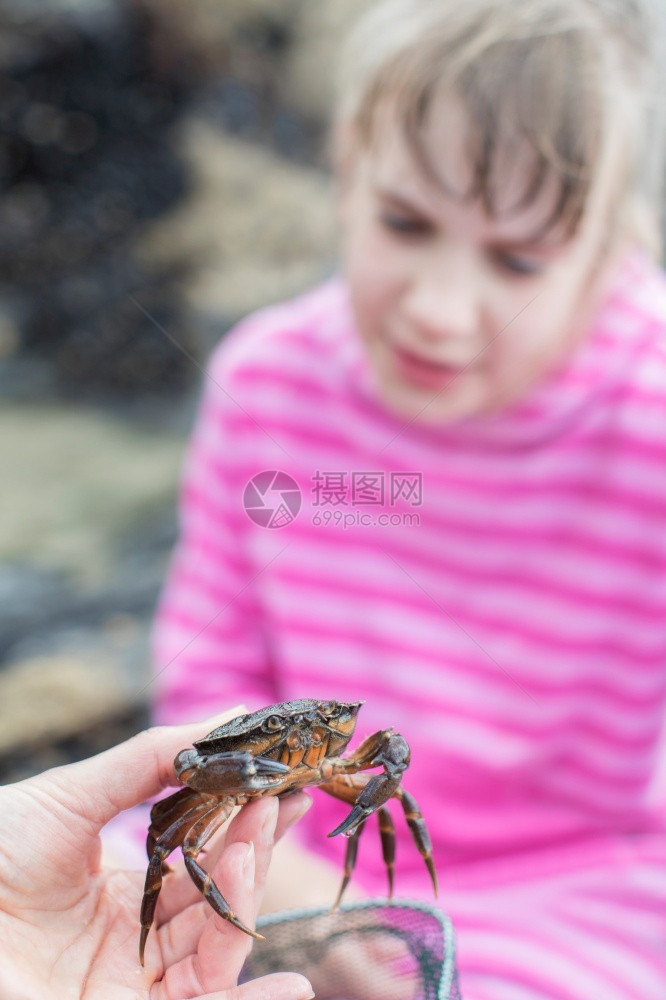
left=319, top=701, right=340, bottom=718
left=493, top=251, right=544, bottom=277
left=379, top=211, right=429, bottom=237
left=338, top=708, right=352, bottom=724
left=263, top=715, right=284, bottom=732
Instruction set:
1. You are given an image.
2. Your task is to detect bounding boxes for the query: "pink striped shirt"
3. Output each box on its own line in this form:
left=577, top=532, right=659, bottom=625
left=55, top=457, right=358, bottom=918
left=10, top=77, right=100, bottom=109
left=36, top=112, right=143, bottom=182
left=153, top=248, right=666, bottom=999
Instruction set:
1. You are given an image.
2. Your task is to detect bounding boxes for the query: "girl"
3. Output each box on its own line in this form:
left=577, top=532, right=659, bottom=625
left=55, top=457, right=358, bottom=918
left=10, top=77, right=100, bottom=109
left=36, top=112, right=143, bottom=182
left=151, top=1, right=666, bottom=996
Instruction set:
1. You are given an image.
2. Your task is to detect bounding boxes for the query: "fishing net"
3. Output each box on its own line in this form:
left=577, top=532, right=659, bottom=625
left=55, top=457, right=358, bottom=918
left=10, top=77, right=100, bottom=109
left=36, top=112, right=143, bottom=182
left=241, top=898, right=462, bottom=999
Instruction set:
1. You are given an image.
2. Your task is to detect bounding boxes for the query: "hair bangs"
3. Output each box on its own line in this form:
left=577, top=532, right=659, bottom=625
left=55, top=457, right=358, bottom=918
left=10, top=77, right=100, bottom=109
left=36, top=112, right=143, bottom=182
left=359, top=24, right=604, bottom=238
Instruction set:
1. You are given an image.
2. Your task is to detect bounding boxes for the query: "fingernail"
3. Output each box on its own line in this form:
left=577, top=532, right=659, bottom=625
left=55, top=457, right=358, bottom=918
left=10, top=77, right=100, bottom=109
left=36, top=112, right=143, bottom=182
left=242, top=841, right=255, bottom=892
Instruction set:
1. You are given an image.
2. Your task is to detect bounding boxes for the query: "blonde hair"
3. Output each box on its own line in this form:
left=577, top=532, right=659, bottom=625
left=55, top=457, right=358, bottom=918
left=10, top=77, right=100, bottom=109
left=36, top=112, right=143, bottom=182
left=336, top=0, right=666, bottom=255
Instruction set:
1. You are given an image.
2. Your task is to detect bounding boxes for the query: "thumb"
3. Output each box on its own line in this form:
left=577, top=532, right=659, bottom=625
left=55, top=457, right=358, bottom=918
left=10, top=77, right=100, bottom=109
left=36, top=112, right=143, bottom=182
left=35, top=707, right=246, bottom=830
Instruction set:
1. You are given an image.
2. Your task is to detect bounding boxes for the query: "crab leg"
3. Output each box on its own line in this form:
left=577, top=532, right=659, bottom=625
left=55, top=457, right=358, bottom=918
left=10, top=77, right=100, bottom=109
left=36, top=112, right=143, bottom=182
left=336, top=729, right=402, bottom=770
left=146, top=787, right=205, bottom=860
left=331, top=817, right=365, bottom=911
left=326, top=730, right=411, bottom=837
left=396, top=787, right=438, bottom=895
left=378, top=805, right=396, bottom=899
left=182, top=803, right=264, bottom=943
left=318, top=740, right=438, bottom=898
left=140, top=795, right=217, bottom=964
left=330, top=804, right=396, bottom=910
left=141, top=753, right=289, bottom=963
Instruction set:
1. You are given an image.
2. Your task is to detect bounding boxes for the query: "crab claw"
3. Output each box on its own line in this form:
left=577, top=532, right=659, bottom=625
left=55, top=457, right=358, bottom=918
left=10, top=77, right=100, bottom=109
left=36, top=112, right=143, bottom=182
left=175, top=749, right=290, bottom=793
left=328, top=773, right=403, bottom=839
left=328, top=807, right=367, bottom=839
left=174, top=748, right=202, bottom=779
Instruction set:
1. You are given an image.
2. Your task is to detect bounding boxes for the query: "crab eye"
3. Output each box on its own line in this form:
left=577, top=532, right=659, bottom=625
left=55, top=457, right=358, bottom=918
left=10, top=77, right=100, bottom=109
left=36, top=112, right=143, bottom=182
left=338, top=708, right=352, bottom=724
left=292, top=713, right=304, bottom=724
left=320, top=701, right=340, bottom=718
left=263, top=715, right=284, bottom=732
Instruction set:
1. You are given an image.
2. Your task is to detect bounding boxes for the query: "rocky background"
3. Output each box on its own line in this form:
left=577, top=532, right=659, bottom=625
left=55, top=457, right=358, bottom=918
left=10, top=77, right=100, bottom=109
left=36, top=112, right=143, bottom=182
left=0, top=0, right=374, bottom=783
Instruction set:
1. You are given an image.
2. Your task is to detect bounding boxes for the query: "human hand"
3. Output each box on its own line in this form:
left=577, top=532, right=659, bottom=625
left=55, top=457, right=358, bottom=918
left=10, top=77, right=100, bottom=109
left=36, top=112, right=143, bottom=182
left=0, top=711, right=315, bottom=1000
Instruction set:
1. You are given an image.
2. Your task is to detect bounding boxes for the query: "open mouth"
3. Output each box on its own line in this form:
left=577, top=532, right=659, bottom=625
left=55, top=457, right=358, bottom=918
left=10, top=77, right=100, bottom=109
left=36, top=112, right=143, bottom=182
left=393, top=345, right=464, bottom=389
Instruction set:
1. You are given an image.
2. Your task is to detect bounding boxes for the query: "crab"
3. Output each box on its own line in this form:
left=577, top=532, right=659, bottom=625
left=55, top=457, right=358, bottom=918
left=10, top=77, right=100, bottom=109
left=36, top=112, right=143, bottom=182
left=140, top=698, right=438, bottom=964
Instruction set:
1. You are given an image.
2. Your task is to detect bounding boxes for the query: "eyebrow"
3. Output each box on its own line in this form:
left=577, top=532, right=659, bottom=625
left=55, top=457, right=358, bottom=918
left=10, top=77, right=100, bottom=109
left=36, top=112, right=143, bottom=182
left=375, top=186, right=570, bottom=251
left=376, top=187, right=429, bottom=215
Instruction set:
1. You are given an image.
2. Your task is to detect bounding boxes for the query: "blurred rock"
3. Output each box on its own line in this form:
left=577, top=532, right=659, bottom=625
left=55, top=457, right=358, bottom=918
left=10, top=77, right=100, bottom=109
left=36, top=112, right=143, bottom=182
left=137, top=121, right=336, bottom=330
left=0, top=559, right=165, bottom=663
left=0, top=650, right=150, bottom=784
left=0, top=309, right=19, bottom=359
left=139, top=0, right=300, bottom=73
left=0, top=0, right=200, bottom=400
left=284, top=1, right=376, bottom=122
left=0, top=0, right=374, bottom=785
left=0, top=654, right=131, bottom=753
left=0, top=402, right=183, bottom=583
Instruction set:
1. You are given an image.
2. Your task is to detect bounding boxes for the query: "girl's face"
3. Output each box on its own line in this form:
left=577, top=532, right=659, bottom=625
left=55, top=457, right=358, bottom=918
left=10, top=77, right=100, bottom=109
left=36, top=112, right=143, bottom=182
left=339, top=100, right=625, bottom=424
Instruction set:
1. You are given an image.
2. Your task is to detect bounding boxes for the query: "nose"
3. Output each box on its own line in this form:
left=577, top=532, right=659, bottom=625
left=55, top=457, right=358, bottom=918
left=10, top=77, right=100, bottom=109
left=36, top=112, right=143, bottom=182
left=403, top=254, right=480, bottom=346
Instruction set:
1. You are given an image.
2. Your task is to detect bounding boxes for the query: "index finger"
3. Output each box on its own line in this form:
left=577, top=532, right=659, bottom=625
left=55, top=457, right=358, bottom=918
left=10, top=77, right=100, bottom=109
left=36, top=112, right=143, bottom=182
left=40, top=706, right=248, bottom=828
